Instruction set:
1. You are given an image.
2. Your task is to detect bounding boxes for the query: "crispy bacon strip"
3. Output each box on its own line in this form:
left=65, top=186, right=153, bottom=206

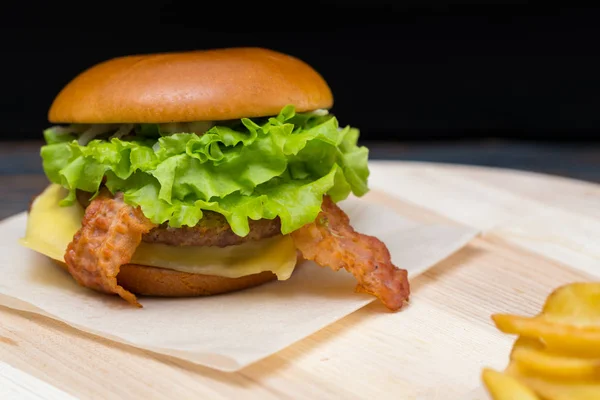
left=291, top=196, right=410, bottom=311
left=64, top=189, right=157, bottom=307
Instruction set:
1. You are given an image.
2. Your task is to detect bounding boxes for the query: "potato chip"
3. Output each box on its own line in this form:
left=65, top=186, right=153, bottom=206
left=483, top=283, right=600, bottom=399
left=482, top=368, right=540, bottom=400
left=506, top=363, right=600, bottom=400
left=512, top=345, right=600, bottom=380
left=510, top=336, right=544, bottom=357
left=542, top=283, right=600, bottom=326
left=492, top=314, right=600, bottom=356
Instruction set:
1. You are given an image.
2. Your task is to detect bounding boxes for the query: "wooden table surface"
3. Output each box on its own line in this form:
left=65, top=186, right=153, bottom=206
left=1, top=141, right=600, bottom=399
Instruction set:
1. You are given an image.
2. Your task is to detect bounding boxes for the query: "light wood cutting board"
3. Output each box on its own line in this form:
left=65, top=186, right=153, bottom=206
left=1, top=161, right=598, bottom=399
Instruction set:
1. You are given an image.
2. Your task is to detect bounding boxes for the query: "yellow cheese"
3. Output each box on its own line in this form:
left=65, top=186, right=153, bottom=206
left=20, top=184, right=298, bottom=280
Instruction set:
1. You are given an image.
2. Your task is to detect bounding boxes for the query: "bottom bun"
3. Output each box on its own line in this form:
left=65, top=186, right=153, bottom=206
left=117, top=263, right=279, bottom=297
left=52, top=259, right=285, bottom=297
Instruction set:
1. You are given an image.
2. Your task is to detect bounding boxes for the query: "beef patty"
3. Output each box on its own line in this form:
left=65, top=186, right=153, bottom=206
left=76, top=190, right=282, bottom=247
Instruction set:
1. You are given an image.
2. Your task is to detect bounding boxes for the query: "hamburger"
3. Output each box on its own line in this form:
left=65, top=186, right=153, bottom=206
left=21, top=47, right=410, bottom=310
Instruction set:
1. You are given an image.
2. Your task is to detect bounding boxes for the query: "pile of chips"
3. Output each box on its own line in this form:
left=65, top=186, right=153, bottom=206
left=483, top=282, right=600, bottom=399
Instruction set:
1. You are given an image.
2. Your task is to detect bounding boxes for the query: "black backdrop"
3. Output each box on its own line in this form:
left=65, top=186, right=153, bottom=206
left=4, top=2, right=600, bottom=142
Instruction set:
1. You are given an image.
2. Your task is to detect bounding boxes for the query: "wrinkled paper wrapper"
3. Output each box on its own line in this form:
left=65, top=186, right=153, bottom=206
left=0, top=197, right=478, bottom=371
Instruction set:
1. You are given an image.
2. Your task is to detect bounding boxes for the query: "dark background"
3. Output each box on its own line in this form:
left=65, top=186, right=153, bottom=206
left=3, top=2, right=600, bottom=142
left=1, top=1, right=600, bottom=220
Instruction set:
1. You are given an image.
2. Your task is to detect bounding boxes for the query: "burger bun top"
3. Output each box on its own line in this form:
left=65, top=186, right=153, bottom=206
left=48, top=47, right=334, bottom=124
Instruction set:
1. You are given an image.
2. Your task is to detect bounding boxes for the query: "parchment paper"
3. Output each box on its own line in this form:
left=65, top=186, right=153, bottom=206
left=0, top=197, right=478, bottom=371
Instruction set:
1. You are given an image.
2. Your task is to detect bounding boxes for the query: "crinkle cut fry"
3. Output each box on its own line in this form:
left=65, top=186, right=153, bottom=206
left=291, top=196, right=410, bottom=311
left=64, top=189, right=157, bottom=307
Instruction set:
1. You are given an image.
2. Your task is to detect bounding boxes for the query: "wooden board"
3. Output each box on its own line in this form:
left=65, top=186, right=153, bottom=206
left=1, top=161, right=598, bottom=399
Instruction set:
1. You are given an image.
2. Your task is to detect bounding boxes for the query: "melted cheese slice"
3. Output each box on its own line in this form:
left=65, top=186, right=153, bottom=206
left=20, top=184, right=298, bottom=280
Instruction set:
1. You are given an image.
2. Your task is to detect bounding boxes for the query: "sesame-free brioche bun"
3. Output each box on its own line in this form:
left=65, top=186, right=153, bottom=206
left=53, top=259, right=285, bottom=297
left=48, top=47, right=333, bottom=124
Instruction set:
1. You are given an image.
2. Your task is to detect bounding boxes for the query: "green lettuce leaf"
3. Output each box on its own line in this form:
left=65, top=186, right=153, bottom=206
left=40, top=106, right=370, bottom=236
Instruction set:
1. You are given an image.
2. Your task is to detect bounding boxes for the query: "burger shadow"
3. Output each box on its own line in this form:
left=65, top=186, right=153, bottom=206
left=26, top=254, right=72, bottom=285
left=25, top=256, right=142, bottom=311
left=13, top=263, right=376, bottom=387
left=2, top=300, right=364, bottom=389
left=13, top=243, right=483, bottom=388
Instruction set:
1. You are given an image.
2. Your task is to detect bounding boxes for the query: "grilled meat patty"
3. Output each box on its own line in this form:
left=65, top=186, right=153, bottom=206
left=76, top=190, right=282, bottom=247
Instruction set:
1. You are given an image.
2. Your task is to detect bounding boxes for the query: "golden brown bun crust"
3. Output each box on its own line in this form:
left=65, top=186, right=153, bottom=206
left=116, top=264, right=277, bottom=297
left=48, top=47, right=333, bottom=124
left=52, top=258, right=296, bottom=297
